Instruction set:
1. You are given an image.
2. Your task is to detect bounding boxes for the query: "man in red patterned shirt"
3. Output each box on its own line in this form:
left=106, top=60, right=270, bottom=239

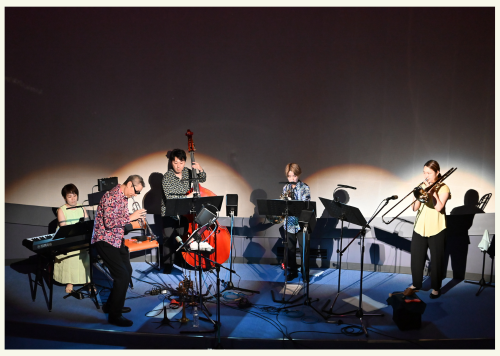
left=92, top=175, right=146, bottom=327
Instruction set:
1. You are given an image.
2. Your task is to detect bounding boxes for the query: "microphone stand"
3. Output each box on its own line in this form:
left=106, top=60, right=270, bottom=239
left=179, top=246, right=234, bottom=348
left=330, top=199, right=390, bottom=336
left=176, top=224, right=213, bottom=317
left=321, top=210, right=358, bottom=318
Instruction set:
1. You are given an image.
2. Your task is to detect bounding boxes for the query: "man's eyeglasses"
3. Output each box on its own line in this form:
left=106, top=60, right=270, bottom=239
left=131, top=182, right=140, bottom=195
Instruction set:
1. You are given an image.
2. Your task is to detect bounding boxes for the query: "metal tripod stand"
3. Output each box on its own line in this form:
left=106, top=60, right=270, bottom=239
left=319, top=197, right=387, bottom=335
left=222, top=209, right=260, bottom=295
left=278, top=210, right=325, bottom=320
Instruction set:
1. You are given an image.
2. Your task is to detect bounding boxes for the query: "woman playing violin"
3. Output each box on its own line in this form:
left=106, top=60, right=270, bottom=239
left=160, top=148, right=206, bottom=274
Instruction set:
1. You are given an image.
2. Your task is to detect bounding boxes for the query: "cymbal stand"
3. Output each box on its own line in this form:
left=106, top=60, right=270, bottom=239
left=329, top=200, right=389, bottom=335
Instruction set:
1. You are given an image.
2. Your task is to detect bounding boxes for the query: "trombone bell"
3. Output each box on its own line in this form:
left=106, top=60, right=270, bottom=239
left=413, top=187, right=428, bottom=203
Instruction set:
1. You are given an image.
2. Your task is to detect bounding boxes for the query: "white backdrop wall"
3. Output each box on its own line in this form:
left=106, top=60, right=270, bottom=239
left=5, top=8, right=495, bottom=216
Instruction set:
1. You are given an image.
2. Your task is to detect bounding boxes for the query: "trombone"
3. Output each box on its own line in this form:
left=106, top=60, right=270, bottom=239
left=381, top=167, right=457, bottom=225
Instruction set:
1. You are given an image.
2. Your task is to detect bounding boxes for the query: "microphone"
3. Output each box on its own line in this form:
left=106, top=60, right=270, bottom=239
left=338, top=184, right=356, bottom=190
left=385, top=195, right=398, bottom=201
left=175, top=236, right=183, bottom=245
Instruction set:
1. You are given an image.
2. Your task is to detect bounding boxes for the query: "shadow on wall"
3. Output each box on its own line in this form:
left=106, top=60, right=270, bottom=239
left=143, top=172, right=163, bottom=216
left=246, top=188, right=273, bottom=236
left=48, top=208, right=59, bottom=234
left=142, top=172, right=165, bottom=247
left=241, top=189, right=273, bottom=264
left=369, top=243, right=385, bottom=271
left=445, top=189, right=485, bottom=281
left=317, top=190, right=351, bottom=268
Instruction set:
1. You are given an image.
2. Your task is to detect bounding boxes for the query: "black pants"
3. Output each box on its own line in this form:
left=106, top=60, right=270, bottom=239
left=287, top=230, right=310, bottom=279
left=94, top=240, right=132, bottom=318
left=162, top=216, right=189, bottom=271
left=411, top=229, right=447, bottom=291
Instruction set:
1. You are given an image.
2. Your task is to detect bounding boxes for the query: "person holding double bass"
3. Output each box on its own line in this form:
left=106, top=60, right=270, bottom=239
left=160, top=148, right=206, bottom=274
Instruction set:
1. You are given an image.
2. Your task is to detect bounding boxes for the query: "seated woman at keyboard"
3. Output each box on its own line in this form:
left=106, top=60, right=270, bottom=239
left=54, top=183, right=90, bottom=294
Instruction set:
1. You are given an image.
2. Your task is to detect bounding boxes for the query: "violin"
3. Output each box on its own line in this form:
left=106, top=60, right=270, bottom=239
left=181, top=129, right=231, bottom=269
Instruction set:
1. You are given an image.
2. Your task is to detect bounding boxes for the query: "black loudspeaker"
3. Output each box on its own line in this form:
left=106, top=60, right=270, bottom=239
left=226, top=194, right=238, bottom=217
left=98, top=177, right=118, bottom=192
left=88, top=191, right=107, bottom=206
left=386, top=293, right=426, bottom=331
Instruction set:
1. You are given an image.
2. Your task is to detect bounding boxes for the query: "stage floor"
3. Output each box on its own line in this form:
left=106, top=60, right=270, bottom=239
left=5, top=260, right=495, bottom=349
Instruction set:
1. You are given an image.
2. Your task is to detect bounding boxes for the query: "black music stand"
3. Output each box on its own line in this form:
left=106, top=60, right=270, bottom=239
left=163, top=196, right=224, bottom=218
left=222, top=195, right=260, bottom=295
left=164, top=195, right=223, bottom=266
left=320, top=197, right=363, bottom=318
left=257, top=199, right=316, bottom=304
left=278, top=210, right=326, bottom=319
left=60, top=220, right=104, bottom=309
left=464, top=235, right=495, bottom=296
left=324, top=198, right=387, bottom=335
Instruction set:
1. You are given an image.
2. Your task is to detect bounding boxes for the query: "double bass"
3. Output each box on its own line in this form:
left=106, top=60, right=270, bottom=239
left=181, top=129, right=231, bottom=269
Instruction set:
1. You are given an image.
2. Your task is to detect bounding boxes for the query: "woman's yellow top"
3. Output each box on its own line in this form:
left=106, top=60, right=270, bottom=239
left=413, top=183, right=451, bottom=237
left=58, top=204, right=85, bottom=226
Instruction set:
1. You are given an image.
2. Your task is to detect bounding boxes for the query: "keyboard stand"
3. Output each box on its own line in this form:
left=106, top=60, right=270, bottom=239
left=32, top=253, right=56, bottom=311
left=32, top=245, right=101, bottom=311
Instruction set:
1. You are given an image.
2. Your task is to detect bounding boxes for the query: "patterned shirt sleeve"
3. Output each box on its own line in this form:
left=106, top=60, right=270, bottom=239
left=91, top=185, right=129, bottom=248
left=197, top=170, right=207, bottom=183
left=299, top=182, right=311, bottom=201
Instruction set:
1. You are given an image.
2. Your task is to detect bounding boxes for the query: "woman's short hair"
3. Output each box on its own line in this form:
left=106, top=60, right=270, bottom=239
left=424, top=160, right=442, bottom=178
left=170, top=148, right=187, bottom=162
left=61, top=184, right=79, bottom=198
left=285, top=163, right=302, bottom=177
